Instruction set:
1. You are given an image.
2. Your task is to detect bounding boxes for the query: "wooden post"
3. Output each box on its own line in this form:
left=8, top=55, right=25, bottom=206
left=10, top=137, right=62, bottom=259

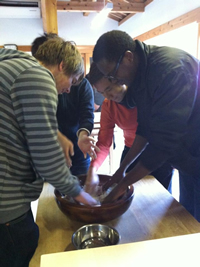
left=41, top=0, right=58, bottom=34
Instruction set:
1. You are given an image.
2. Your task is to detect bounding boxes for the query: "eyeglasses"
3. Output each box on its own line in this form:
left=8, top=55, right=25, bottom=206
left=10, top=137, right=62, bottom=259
left=104, top=52, right=124, bottom=84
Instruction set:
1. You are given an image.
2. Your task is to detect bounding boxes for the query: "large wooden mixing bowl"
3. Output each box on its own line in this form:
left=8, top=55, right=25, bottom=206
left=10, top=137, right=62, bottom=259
left=54, top=174, right=134, bottom=223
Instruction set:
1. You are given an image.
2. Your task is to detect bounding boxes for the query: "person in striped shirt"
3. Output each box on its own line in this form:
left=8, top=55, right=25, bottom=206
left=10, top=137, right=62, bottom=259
left=0, top=38, right=97, bottom=267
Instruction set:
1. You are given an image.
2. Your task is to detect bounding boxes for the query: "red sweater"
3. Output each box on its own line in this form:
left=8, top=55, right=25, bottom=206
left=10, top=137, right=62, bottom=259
left=91, top=99, right=138, bottom=170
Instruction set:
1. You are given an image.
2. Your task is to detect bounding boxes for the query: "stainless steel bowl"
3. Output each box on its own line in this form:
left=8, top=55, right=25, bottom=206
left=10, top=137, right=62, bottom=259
left=72, top=224, right=120, bottom=249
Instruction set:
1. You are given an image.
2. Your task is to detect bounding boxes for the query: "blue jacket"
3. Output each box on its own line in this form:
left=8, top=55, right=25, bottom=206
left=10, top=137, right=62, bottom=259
left=56, top=78, right=94, bottom=169
left=57, top=77, right=94, bottom=141
left=121, top=41, right=200, bottom=175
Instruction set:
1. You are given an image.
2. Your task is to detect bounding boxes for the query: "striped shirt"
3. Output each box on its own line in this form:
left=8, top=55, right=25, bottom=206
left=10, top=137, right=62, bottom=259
left=0, top=48, right=81, bottom=223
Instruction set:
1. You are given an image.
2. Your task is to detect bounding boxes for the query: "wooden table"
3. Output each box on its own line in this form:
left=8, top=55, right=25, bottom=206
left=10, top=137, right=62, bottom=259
left=30, top=176, right=200, bottom=267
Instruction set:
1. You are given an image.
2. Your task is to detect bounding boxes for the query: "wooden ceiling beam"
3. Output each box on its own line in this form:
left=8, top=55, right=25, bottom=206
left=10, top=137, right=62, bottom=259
left=57, top=1, right=145, bottom=13
left=118, top=0, right=152, bottom=25
left=119, top=13, right=135, bottom=25
left=112, top=2, right=144, bottom=13
left=109, top=12, right=124, bottom=20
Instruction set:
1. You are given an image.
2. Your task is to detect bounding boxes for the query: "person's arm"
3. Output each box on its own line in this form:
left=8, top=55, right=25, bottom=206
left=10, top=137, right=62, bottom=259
left=84, top=100, right=115, bottom=193
left=102, top=135, right=149, bottom=203
left=77, top=129, right=100, bottom=159
left=136, top=56, right=199, bottom=171
left=76, top=78, right=100, bottom=158
left=57, top=130, right=74, bottom=168
left=103, top=134, right=148, bottom=193
left=84, top=165, right=100, bottom=195
left=94, top=103, right=100, bottom=111
left=103, top=160, right=150, bottom=203
left=77, top=78, right=94, bottom=134
left=93, top=89, right=105, bottom=111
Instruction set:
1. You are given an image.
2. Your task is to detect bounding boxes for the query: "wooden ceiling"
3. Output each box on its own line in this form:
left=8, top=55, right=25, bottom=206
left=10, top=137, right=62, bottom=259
left=57, top=0, right=153, bottom=25
left=0, top=0, right=153, bottom=30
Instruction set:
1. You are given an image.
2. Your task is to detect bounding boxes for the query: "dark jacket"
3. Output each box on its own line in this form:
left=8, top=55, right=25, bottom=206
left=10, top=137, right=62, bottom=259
left=122, top=41, right=200, bottom=175
left=56, top=78, right=94, bottom=173
left=57, top=78, right=94, bottom=142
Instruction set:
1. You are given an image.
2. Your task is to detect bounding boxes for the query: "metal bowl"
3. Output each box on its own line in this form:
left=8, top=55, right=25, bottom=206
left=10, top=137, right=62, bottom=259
left=72, top=224, right=120, bottom=249
left=54, top=174, right=134, bottom=223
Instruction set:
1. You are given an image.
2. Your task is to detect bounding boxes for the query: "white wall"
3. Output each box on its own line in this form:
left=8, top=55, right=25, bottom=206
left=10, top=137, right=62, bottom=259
left=0, top=0, right=199, bottom=46
left=119, top=0, right=200, bottom=38
left=0, top=11, right=117, bottom=46
left=58, top=12, right=117, bottom=45
left=145, top=22, right=198, bottom=58
left=0, top=18, right=43, bottom=45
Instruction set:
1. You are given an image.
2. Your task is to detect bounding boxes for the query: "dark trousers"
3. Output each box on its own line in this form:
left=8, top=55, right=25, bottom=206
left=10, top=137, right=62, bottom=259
left=179, top=170, right=200, bottom=222
left=121, top=145, right=173, bottom=191
left=0, top=209, right=39, bottom=267
left=70, top=144, right=90, bottom=176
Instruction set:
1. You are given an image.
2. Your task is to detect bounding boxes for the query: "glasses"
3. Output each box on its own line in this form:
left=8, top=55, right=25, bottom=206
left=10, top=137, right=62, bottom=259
left=104, top=52, right=124, bottom=84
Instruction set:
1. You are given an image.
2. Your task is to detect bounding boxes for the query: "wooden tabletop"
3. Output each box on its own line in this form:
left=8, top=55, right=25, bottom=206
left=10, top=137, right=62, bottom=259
left=30, top=176, right=200, bottom=267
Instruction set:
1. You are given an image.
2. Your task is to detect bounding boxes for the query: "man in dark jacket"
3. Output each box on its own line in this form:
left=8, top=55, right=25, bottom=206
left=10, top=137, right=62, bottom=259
left=92, top=30, right=200, bottom=222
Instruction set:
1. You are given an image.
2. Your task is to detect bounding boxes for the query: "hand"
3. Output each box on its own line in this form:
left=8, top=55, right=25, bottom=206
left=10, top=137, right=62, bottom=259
left=74, top=190, right=98, bottom=206
left=84, top=166, right=100, bottom=195
left=58, top=131, right=74, bottom=168
left=102, top=183, right=126, bottom=204
left=103, top=168, right=125, bottom=191
left=78, top=131, right=100, bottom=159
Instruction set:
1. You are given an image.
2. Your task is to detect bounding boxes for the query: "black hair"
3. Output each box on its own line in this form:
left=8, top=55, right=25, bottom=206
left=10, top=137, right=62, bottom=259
left=31, top=32, right=59, bottom=56
left=93, top=30, right=136, bottom=63
left=87, top=62, right=104, bottom=85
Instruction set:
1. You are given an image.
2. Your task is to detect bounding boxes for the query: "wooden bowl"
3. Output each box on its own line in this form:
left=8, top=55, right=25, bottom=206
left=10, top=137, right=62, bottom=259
left=54, top=174, right=134, bottom=223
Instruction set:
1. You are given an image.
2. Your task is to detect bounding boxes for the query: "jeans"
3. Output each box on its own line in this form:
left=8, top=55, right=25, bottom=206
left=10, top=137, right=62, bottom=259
left=121, top=145, right=173, bottom=191
left=0, top=209, right=39, bottom=267
left=70, top=144, right=90, bottom=176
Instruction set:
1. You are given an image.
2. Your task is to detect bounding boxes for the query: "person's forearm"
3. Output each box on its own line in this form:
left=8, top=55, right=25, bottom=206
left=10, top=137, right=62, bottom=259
left=102, top=160, right=151, bottom=203
left=120, top=161, right=151, bottom=191
left=91, top=125, right=114, bottom=170
left=77, top=129, right=90, bottom=138
left=120, top=135, right=148, bottom=172
left=90, top=143, right=110, bottom=170
left=57, top=130, right=65, bottom=144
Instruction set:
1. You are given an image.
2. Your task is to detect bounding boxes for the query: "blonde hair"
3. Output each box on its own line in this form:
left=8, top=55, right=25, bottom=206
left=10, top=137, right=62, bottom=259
left=35, top=38, right=84, bottom=79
